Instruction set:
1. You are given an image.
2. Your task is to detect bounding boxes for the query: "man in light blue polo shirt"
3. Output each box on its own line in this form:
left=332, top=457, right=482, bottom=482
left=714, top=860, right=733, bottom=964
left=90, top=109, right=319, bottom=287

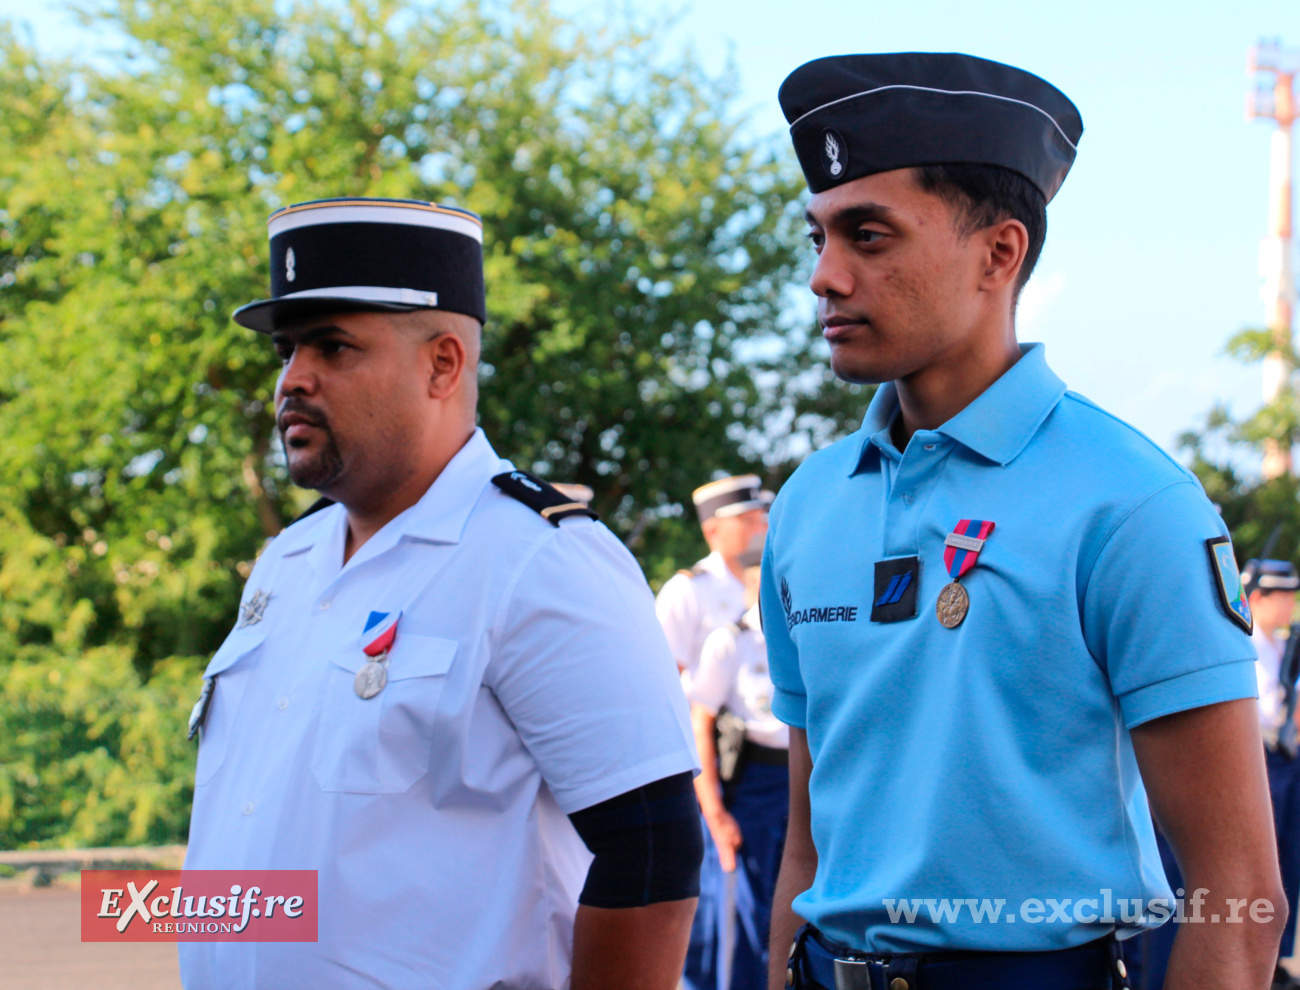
left=764, top=53, right=1285, bottom=990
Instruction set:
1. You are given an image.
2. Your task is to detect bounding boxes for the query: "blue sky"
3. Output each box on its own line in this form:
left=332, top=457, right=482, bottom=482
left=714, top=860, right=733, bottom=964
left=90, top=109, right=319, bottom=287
left=4, top=0, right=1298, bottom=461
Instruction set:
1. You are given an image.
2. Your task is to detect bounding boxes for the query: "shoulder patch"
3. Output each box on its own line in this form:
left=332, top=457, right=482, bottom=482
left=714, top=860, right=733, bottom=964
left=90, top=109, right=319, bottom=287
left=1206, top=536, right=1253, bottom=634
left=675, top=564, right=707, bottom=579
left=491, top=471, right=599, bottom=527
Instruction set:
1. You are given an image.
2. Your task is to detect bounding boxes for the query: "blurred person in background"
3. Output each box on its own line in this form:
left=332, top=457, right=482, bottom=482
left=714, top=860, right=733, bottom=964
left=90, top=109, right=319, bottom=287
left=1245, top=559, right=1300, bottom=990
left=689, top=543, right=789, bottom=990
left=657, top=474, right=769, bottom=990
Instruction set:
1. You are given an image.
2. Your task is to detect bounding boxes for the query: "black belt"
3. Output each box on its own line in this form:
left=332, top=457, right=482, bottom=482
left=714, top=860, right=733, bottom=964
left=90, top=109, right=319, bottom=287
left=789, top=924, right=1130, bottom=990
left=742, top=739, right=788, bottom=765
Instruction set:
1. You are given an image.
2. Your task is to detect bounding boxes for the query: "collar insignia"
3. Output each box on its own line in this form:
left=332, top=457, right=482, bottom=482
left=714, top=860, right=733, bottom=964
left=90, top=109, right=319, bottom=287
left=236, top=589, right=272, bottom=629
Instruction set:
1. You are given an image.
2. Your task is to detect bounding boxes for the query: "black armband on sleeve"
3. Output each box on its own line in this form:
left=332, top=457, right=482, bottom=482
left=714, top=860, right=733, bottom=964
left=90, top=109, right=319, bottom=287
left=567, top=771, right=703, bottom=909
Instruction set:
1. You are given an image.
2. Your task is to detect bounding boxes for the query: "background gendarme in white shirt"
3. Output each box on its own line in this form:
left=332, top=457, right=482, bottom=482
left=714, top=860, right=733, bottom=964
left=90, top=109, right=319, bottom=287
left=689, top=604, right=789, bottom=750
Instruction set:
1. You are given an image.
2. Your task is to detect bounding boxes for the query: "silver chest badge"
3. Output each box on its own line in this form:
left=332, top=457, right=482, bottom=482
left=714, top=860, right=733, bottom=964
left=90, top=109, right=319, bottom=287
left=355, top=609, right=401, bottom=699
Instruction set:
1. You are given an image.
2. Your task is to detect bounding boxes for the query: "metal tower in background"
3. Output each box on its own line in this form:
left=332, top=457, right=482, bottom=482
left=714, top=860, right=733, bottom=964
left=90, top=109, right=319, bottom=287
left=1248, top=39, right=1299, bottom=479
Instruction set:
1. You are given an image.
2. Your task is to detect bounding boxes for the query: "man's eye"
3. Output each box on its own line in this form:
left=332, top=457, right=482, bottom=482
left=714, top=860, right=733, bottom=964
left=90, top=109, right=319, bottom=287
left=856, top=229, right=884, bottom=244
left=806, top=230, right=825, bottom=251
left=274, top=346, right=294, bottom=363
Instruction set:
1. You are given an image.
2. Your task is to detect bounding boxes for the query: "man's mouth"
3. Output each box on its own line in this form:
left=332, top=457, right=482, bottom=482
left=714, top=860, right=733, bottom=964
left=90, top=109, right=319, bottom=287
left=277, top=408, right=328, bottom=447
left=821, top=315, right=869, bottom=343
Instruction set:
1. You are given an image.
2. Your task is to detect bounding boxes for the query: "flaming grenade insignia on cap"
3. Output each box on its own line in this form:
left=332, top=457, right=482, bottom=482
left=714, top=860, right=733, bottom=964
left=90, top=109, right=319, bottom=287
left=824, top=130, right=843, bottom=177
left=780, top=53, right=1083, bottom=202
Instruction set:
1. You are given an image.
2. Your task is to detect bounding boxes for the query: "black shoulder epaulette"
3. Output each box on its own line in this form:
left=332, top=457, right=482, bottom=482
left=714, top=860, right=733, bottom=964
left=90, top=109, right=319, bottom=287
left=491, top=471, right=598, bottom=526
left=288, top=497, right=335, bottom=527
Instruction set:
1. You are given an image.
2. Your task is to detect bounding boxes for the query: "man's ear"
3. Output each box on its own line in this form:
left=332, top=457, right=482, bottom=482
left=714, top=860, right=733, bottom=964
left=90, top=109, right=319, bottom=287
left=978, top=217, right=1030, bottom=293
left=424, top=332, right=467, bottom=399
left=700, top=517, right=719, bottom=545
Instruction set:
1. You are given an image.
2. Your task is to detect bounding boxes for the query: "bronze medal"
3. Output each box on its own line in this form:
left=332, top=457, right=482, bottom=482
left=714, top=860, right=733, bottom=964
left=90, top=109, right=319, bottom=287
left=354, top=656, right=389, bottom=699
left=936, top=581, right=969, bottom=628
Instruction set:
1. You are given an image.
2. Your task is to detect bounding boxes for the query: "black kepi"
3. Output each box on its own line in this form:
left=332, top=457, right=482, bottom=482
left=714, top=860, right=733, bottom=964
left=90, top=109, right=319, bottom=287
left=233, top=197, right=486, bottom=332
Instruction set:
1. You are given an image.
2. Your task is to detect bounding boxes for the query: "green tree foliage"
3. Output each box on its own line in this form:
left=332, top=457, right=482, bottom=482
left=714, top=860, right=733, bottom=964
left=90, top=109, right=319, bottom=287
left=0, top=1, right=865, bottom=846
left=1181, top=326, right=1300, bottom=565
left=1182, top=412, right=1300, bottom=564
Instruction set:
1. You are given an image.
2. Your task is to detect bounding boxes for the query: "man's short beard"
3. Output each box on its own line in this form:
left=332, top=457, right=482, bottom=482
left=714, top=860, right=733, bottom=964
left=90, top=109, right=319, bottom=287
left=286, top=430, right=345, bottom=491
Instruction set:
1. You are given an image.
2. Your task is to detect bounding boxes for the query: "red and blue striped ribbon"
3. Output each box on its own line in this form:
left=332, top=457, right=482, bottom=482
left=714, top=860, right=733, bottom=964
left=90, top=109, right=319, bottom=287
left=362, top=610, right=401, bottom=657
left=944, top=519, right=996, bottom=580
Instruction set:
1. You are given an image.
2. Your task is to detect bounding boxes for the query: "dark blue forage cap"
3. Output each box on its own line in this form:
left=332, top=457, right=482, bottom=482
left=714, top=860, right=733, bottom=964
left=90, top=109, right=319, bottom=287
left=233, top=197, right=486, bottom=333
left=778, top=53, right=1083, bottom=202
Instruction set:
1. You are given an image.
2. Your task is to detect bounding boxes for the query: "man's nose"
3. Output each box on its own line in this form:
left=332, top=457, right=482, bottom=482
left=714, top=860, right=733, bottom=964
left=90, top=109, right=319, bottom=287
left=276, top=348, right=317, bottom=399
left=809, top=240, right=854, bottom=300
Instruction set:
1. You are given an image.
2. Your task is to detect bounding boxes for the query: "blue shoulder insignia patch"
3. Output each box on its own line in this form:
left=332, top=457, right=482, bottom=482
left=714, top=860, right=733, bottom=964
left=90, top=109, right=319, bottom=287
left=1206, top=536, right=1253, bottom=635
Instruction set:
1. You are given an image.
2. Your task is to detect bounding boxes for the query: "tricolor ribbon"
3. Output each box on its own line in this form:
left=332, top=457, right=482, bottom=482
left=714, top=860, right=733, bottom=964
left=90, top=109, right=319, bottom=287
left=362, top=610, right=401, bottom=657
left=943, top=520, right=996, bottom=580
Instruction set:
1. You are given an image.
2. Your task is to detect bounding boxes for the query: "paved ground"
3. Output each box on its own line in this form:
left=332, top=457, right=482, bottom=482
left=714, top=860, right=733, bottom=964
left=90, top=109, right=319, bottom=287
left=1, top=885, right=180, bottom=990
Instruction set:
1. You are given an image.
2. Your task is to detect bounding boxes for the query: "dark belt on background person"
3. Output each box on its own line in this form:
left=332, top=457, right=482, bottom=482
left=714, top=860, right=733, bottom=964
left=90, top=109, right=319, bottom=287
left=787, top=923, right=1131, bottom=990
left=741, top=739, right=788, bottom=766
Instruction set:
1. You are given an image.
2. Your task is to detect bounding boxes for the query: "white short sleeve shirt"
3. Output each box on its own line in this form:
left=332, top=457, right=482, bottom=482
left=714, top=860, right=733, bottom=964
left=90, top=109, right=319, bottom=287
left=1254, top=626, right=1287, bottom=737
left=654, top=551, right=746, bottom=688
left=688, top=605, right=789, bottom=750
left=180, top=429, right=698, bottom=990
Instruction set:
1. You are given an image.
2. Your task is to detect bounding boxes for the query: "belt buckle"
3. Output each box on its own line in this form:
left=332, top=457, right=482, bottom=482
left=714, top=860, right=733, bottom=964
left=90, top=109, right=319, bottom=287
left=832, top=957, right=875, bottom=990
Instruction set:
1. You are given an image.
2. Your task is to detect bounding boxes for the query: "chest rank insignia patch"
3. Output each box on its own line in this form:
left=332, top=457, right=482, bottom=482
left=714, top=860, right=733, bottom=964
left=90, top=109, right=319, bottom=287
left=236, top=589, right=272, bottom=629
left=870, top=556, right=920, bottom=623
left=1206, top=536, right=1253, bottom=634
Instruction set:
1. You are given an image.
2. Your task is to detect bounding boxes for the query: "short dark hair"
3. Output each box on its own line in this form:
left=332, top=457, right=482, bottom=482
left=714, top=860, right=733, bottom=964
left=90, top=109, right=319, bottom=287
left=914, top=164, right=1047, bottom=293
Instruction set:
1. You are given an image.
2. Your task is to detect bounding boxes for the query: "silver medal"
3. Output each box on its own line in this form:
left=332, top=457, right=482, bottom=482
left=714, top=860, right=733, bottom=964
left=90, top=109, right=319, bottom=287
left=354, top=654, right=389, bottom=699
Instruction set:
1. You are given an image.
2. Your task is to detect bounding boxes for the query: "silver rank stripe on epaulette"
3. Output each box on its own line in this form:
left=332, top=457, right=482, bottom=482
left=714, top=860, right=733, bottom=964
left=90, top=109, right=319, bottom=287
left=943, top=532, right=987, bottom=553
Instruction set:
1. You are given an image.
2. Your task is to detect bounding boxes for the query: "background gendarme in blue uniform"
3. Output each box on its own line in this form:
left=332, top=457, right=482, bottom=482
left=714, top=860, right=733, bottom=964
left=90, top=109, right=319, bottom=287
left=760, top=342, right=1258, bottom=953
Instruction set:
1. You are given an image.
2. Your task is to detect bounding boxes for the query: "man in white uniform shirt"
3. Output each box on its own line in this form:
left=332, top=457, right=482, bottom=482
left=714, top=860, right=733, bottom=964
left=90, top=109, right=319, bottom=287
left=1243, top=558, right=1300, bottom=981
left=656, top=475, right=768, bottom=990
left=656, top=476, right=770, bottom=688
left=1245, top=559, right=1300, bottom=741
left=689, top=547, right=789, bottom=989
left=182, top=197, right=703, bottom=990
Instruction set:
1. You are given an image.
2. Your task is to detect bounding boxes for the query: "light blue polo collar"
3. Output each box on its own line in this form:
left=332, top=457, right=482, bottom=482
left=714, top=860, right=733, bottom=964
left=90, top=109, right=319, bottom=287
left=855, top=343, right=1066, bottom=471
